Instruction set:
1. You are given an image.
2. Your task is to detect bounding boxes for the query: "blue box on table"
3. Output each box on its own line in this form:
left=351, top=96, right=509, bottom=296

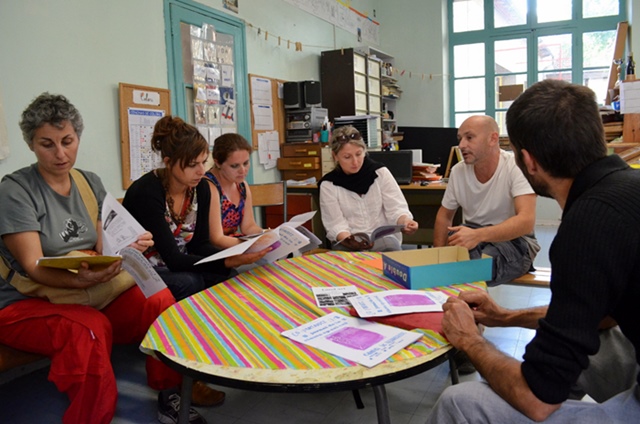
left=381, top=246, right=492, bottom=289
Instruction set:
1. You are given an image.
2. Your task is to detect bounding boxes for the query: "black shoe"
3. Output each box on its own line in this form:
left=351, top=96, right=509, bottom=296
left=158, top=388, right=207, bottom=424
left=453, top=350, right=477, bottom=375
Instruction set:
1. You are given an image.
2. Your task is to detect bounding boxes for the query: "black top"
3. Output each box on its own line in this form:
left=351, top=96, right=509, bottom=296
left=123, top=172, right=228, bottom=275
left=522, top=155, right=640, bottom=403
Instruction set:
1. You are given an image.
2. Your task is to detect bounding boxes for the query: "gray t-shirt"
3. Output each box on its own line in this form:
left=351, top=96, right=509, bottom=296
left=0, top=164, right=106, bottom=308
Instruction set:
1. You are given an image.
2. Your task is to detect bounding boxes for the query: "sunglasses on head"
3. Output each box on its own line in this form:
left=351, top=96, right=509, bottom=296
left=335, top=132, right=362, bottom=142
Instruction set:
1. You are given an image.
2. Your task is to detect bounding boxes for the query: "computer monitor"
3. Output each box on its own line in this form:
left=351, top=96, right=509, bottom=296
left=397, top=126, right=459, bottom=167
left=367, top=150, right=413, bottom=185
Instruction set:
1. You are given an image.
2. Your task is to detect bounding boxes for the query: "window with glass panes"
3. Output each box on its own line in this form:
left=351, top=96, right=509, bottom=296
left=448, top=0, right=626, bottom=134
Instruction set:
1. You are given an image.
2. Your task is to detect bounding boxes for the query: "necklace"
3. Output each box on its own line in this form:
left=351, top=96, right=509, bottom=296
left=163, top=178, right=195, bottom=224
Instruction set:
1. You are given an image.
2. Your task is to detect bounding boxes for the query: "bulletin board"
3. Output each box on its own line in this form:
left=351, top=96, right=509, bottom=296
left=248, top=73, right=286, bottom=150
left=118, top=82, right=171, bottom=189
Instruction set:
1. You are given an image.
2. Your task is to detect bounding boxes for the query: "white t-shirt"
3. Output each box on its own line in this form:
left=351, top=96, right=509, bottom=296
left=442, top=150, right=534, bottom=225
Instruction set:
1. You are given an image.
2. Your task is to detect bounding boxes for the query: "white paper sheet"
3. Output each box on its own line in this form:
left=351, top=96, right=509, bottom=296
left=312, top=286, right=361, bottom=308
left=101, top=194, right=167, bottom=298
left=281, top=312, right=422, bottom=368
left=348, top=289, right=448, bottom=318
left=120, top=247, right=167, bottom=298
left=250, top=76, right=273, bottom=105
left=127, top=108, right=164, bottom=181
left=101, top=193, right=148, bottom=256
left=252, top=104, right=274, bottom=130
left=195, top=211, right=316, bottom=265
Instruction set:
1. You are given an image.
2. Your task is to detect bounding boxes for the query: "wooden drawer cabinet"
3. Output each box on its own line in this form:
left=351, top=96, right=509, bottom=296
left=277, top=156, right=320, bottom=170
left=281, top=169, right=323, bottom=181
left=281, top=143, right=322, bottom=157
left=278, top=142, right=333, bottom=181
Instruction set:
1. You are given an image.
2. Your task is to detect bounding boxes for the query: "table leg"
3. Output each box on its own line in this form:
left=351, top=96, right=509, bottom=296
left=448, top=350, right=460, bottom=385
left=372, top=384, right=390, bottom=424
left=352, top=389, right=365, bottom=409
left=179, top=376, right=194, bottom=424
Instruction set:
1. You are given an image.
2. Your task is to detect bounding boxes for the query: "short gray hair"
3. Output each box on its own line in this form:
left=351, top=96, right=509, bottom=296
left=19, top=93, right=84, bottom=146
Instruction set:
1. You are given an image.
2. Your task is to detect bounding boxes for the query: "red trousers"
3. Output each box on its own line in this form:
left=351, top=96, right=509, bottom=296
left=0, top=286, right=181, bottom=424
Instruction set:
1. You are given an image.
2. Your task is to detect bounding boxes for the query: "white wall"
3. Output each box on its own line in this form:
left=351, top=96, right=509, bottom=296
left=0, top=0, right=168, bottom=196
left=377, top=0, right=449, bottom=127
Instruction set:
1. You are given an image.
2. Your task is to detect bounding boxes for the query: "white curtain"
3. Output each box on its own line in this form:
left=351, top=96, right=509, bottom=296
left=0, top=86, right=9, bottom=159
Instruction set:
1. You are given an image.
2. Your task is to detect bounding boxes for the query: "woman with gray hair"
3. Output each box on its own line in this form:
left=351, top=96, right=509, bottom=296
left=319, top=125, right=418, bottom=251
left=0, top=93, right=205, bottom=424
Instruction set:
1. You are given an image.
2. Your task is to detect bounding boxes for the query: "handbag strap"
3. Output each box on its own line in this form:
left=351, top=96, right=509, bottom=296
left=69, top=169, right=98, bottom=230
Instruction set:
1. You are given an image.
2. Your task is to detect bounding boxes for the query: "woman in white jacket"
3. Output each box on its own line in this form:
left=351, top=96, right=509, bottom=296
left=319, top=125, right=418, bottom=252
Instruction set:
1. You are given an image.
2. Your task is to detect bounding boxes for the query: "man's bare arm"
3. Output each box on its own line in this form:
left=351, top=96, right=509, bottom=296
left=434, top=206, right=457, bottom=247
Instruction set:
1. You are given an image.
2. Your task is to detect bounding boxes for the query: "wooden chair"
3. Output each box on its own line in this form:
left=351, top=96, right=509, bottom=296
left=0, top=344, right=48, bottom=385
left=506, top=267, right=551, bottom=288
left=249, top=182, right=287, bottom=225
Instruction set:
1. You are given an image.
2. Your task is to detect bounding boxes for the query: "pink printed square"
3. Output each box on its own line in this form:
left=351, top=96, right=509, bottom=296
left=385, top=293, right=435, bottom=307
left=326, top=327, right=384, bottom=350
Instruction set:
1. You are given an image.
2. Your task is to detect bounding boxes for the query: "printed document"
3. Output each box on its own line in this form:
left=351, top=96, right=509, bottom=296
left=196, top=211, right=316, bottom=265
left=348, top=289, right=448, bottom=318
left=281, top=312, right=422, bottom=367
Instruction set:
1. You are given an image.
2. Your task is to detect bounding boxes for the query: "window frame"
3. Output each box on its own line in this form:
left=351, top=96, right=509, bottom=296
left=447, top=0, right=627, bottom=129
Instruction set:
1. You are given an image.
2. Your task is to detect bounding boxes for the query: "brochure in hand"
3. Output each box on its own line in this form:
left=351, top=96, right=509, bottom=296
left=36, top=193, right=167, bottom=299
left=333, top=224, right=405, bottom=248
left=37, top=254, right=122, bottom=270
left=195, top=211, right=317, bottom=265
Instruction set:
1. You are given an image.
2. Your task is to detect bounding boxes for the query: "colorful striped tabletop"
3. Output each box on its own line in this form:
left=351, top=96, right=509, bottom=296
left=141, top=252, right=486, bottom=378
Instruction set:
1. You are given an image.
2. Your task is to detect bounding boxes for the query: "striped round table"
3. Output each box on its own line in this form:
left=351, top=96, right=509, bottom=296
left=141, top=251, right=486, bottom=424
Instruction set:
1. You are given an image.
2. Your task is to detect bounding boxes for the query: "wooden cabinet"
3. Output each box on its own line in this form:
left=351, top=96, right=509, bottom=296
left=321, top=48, right=382, bottom=147
left=277, top=142, right=333, bottom=181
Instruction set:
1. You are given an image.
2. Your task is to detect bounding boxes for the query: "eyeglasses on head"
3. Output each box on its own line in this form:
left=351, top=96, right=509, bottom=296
left=335, top=132, right=362, bottom=142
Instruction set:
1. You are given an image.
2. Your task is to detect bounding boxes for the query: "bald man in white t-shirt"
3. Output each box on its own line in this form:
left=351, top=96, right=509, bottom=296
left=434, top=115, right=540, bottom=287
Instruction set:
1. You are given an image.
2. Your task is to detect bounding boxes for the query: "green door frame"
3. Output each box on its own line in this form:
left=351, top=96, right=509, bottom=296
left=163, top=0, right=254, bottom=181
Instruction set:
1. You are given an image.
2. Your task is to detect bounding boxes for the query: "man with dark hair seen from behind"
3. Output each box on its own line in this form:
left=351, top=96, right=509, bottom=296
left=426, top=79, right=640, bottom=423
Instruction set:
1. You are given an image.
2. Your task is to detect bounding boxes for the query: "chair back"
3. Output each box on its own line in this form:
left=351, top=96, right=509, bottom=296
left=250, top=182, right=287, bottom=224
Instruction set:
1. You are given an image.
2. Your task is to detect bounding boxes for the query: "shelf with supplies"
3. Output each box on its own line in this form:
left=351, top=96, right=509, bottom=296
left=321, top=47, right=390, bottom=147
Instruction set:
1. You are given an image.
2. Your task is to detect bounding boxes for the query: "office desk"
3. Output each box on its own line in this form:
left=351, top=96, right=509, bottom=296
left=287, top=183, right=462, bottom=246
left=141, top=252, right=485, bottom=424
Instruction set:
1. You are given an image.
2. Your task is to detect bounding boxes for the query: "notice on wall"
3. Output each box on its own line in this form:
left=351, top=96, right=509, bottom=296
left=128, top=108, right=164, bottom=182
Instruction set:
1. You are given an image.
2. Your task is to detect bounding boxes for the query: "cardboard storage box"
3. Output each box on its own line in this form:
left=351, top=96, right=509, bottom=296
left=382, top=246, right=493, bottom=289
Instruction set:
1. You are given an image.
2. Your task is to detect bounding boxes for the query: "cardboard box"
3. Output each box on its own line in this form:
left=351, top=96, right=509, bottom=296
left=382, top=246, right=493, bottom=289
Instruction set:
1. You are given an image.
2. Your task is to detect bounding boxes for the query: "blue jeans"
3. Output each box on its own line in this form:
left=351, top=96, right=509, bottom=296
left=154, top=267, right=236, bottom=301
left=426, top=381, right=640, bottom=423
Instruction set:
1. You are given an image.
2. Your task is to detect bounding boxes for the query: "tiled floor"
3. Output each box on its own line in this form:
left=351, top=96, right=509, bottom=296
left=1, top=225, right=558, bottom=424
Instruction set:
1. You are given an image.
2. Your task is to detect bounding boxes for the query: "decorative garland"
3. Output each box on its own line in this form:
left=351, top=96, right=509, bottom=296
left=244, top=21, right=448, bottom=81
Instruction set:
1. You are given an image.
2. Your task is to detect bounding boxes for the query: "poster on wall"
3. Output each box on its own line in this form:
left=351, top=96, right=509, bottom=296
left=127, top=108, right=164, bottom=182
